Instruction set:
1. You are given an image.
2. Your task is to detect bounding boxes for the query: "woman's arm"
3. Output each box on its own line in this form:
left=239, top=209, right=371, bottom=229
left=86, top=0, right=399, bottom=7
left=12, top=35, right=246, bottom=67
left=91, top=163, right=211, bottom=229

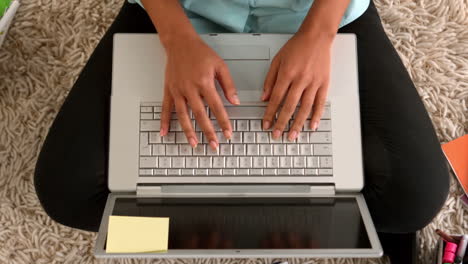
left=140, top=0, right=239, bottom=149
left=298, top=0, right=351, bottom=40
left=262, top=0, right=350, bottom=140
left=140, top=0, right=197, bottom=47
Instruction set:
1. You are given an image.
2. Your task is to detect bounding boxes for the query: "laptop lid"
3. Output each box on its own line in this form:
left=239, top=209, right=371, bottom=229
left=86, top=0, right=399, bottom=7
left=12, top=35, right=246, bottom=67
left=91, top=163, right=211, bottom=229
left=94, top=193, right=382, bottom=258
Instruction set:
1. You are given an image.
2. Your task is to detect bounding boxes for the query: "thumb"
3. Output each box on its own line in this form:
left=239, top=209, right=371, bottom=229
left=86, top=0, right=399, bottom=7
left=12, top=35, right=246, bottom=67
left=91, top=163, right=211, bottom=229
left=216, top=63, right=240, bottom=105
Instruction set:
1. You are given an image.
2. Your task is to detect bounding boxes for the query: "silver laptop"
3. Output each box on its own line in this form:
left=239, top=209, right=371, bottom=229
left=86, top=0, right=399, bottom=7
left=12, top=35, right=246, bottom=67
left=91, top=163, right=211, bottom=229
left=94, top=33, right=383, bottom=258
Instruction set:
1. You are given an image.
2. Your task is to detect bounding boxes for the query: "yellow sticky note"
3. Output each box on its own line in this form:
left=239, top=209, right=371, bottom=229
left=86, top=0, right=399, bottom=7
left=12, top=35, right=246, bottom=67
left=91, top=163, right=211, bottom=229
left=106, top=216, right=169, bottom=253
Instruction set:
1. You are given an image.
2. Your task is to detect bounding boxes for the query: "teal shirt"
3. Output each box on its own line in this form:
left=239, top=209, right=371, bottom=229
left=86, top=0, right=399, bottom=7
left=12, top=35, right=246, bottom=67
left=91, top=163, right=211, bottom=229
left=129, top=0, right=369, bottom=33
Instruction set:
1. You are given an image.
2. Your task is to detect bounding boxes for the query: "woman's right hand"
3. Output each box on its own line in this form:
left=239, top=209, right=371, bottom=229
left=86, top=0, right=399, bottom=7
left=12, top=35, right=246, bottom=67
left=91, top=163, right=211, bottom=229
left=160, top=34, right=239, bottom=150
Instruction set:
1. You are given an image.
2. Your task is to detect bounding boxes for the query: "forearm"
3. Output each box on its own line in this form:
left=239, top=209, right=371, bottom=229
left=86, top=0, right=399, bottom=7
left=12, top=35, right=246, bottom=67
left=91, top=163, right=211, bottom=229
left=298, top=0, right=351, bottom=41
left=140, top=0, right=198, bottom=49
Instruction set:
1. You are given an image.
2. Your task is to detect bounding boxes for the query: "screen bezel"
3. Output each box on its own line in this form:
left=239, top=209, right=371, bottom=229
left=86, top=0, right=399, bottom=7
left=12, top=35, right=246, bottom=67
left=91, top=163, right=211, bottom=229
left=94, top=193, right=383, bottom=258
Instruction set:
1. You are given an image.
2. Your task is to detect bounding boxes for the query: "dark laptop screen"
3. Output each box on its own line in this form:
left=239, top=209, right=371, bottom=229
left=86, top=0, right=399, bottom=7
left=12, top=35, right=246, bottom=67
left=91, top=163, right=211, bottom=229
left=111, top=197, right=371, bottom=249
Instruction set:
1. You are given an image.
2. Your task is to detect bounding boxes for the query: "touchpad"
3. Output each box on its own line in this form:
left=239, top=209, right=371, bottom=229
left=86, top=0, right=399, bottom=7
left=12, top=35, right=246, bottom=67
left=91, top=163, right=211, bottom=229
left=212, top=45, right=271, bottom=102
left=225, top=60, right=270, bottom=92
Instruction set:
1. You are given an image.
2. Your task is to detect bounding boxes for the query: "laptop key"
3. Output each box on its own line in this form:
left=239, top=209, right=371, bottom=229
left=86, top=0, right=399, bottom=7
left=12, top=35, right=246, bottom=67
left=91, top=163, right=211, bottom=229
left=199, top=157, right=212, bottom=168
left=140, top=120, right=160, bottom=132
left=195, top=169, right=208, bottom=175
left=239, top=157, right=252, bottom=168
left=260, top=145, right=272, bottom=155
left=233, top=144, right=246, bottom=156
left=314, top=144, right=332, bottom=155
left=163, top=132, right=176, bottom=143
left=317, top=120, right=332, bottom=131
left=182, top=169, right=194, bottom=175
left=168, top=169, right=181, bottom=175
left=166, top=145, right=178, bottom=156
left=247, top=144, right=259, bottom=155
left=253, top=157, right=265, bottom=168
left=256, top=132, right=269, bottom=143
left=209, top=169, right=222, bottom=175
left=149, top=132, right=162, bottom=144
left=226, top=157, right=239, bottom=168
left=309, top=132, right=331, bottom=143
left=237, top=120, right=249, bottom=131
left=266, top=157, right=279, bottom=168
left=236, top=169, right=249, bottom=175
left=244, top=132, right=255, bottom=143
left=185, top=157, right=198, bottom=168
left=175, top=132, right=188, bottom=143
left=180, top=145, right=192, bottom=156
left=278, top=169, right=290, bottom=175
left=140, top=106, right=153, bottom=113
left=158, top=157, right=171, bottom=168
left=231, top=132, right=242, bottom=143
left=172, top=157, right=185, bottom=168
left=250, top=120, right=262, bottom=131
left=223, top=169, right=236, bottom=175
left=154, top=169, right=167, bottom=175
left=305, top=169, right=318, bottom=176
left=213, top=157, right=225, bottom=168
left=140, top=157, right=157, bottom=168
left=291, top=169, right=305, bottom=175
left=139, top=169, right=153, bottom=176
left=280, top=156, right=292, bottom=168
left=293, top=156, right=306, bottom=168
left=318, top=169, right=333, bottom=175
left=320, top=156, right=333, bottom=168
left=152, top=144, right=165, bottom=156
left=250, top=169, right=263, bottom=175
left=307, top=157, right=319, bottom=168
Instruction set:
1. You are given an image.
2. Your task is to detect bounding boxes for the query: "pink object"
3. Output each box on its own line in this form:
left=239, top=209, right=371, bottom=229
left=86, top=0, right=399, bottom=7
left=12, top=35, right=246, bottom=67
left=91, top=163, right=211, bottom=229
left=443, top=242, right=458, bottom=263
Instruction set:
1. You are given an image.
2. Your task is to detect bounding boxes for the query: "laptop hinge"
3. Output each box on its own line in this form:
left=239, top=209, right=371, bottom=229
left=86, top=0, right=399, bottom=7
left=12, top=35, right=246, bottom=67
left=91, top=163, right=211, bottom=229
left=136, top=184, right=335, bottom=197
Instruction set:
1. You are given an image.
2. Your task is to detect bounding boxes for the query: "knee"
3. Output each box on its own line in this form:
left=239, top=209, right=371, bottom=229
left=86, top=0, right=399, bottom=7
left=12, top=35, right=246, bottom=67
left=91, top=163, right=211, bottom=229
left=34, top=156, right=103, bottom=232
left=366, top=149, right=450, bottom=233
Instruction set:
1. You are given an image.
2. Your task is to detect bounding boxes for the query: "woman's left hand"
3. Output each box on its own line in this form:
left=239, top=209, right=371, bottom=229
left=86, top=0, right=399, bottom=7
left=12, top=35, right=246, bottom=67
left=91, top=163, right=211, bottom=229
left=262, top=31, right=333, bottom=140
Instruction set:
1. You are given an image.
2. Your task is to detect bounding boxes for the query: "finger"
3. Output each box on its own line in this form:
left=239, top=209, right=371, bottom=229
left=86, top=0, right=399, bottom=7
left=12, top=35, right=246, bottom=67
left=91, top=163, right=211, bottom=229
left=288, top=87, right=315, bottom=140
left=309, top=81, right=329, bottom=131
left=216, top=63, right=240, bottom=105
left=174, top=97, right=198, bottom=147
left=160, top=91, right=174, bottom=136
left=202, top=85, right=232, bottom=140
left=274, top=81, right=305, bottom=140
left=187, top=94, right=218, bottom=150
left=262, top=71, right=291, bottom=130
left=262, top=58, right=280, bottom=101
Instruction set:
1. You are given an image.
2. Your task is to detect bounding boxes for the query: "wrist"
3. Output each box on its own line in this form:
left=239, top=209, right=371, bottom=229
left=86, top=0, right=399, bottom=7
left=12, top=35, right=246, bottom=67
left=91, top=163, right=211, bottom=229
left=160, top=28, right=200, bottom=51
left=297, top=23, right=337, bottom=44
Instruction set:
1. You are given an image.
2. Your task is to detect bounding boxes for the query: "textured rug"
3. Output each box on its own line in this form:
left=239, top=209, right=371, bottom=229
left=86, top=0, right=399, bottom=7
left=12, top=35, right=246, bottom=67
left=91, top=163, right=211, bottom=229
left=0, top=0, right=467, bottom=263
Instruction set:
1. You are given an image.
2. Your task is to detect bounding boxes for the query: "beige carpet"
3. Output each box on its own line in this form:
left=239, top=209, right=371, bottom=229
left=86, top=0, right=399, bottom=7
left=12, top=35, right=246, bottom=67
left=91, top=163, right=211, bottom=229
left=0, top=0, right=467, bottom=263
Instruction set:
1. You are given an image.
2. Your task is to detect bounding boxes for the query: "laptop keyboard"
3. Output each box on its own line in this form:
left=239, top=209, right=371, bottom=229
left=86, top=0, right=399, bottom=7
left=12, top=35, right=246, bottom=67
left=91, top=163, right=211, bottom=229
left=139, top=103, right=333, bottom=177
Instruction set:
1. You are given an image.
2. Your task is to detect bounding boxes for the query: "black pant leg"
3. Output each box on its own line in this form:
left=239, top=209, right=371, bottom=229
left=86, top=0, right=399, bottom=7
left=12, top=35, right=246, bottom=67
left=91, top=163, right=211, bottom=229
left=338, top=1, right=449, bottom=233
left=34, top=2, right=156, bottom=232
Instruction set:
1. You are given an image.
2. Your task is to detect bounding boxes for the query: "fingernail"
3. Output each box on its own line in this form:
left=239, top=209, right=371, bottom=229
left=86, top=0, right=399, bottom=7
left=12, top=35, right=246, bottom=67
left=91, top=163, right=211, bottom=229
left=311, top=121, right=319, bottom=131
left=263, top=120, right=271, bottom=130
left=272, top=129, right=281, bottom=139
left=209, top=140, right=218, bottom=150
left=160, top=127, right=167, bottom=136
left=231, top=95, right=240, bottom=105
left=288, top=130, right=298, bottom=141
left=189, top=137, right=198, bottom=148
left=223, top=130, right=232, bottom=140
left=261, top=91, right=266, bottom=101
